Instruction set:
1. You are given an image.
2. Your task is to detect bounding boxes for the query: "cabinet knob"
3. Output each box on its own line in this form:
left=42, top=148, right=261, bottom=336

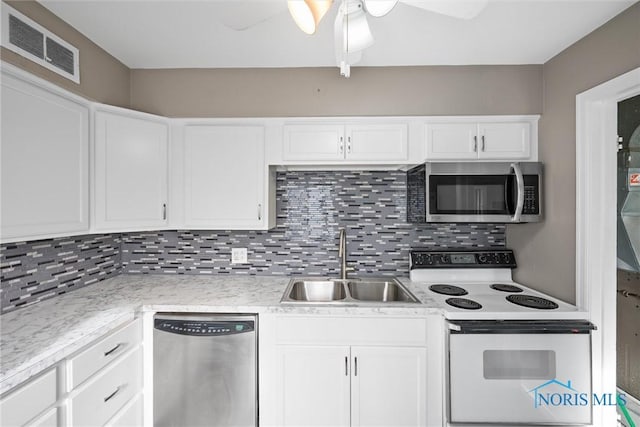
left=473, top=136, right=478, bottom=152
left=481, top=135, right=485, bottom=151
left=162, top=203, right=167, bottom=220
left=347, top=136, right=351, bottom=154
left=339, top=136, right=344, bottom=154
left=258, top=204, right=262, bottom=221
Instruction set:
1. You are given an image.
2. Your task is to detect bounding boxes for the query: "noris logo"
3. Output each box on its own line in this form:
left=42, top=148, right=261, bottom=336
left=528, top=378, right=627, bottom=409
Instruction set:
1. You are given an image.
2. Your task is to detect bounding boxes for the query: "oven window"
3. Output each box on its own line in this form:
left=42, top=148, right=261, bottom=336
left=483, top=350, right=556, bottom=379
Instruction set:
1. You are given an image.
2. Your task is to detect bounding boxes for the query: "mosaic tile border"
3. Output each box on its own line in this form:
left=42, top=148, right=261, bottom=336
left=1, top=234, right=121, bottom=314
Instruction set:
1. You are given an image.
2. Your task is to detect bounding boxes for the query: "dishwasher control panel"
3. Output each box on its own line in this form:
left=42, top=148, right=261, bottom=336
left=154, top=319, right=255, bottom=336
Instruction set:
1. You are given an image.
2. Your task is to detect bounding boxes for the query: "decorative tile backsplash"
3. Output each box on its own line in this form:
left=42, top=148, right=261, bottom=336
left=121, top=171, right=505, bottom=276
left=1, top=171, right=506, bottom=314
left=0, top=234, right=121, bottom=314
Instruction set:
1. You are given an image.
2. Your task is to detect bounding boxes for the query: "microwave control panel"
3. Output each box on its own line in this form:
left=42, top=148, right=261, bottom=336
left=522, top=175, right=540, bottom=214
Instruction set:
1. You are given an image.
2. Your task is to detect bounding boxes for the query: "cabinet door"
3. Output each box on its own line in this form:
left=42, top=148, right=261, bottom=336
left=0, top=368, right=57, bottom=427
left=345, top=124, right=408, bottom=161
left=184, top=126, right=265, bottom=229
left=425, top=123, right=478, bottom=160
left=94, top=111, right=168, bottom=231
left=478, top=122, right=531, bottom=159
left=1, top=73, right=89, bottom=241
left=283, top=125, right=345, bottom=161
left=351, top=346, right=427, bottom=427
left=278, top=346, right=350, bottom=427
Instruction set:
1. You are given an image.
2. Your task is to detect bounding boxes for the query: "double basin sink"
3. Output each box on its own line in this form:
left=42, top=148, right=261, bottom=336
left=281, top=277, right=420, bottom=304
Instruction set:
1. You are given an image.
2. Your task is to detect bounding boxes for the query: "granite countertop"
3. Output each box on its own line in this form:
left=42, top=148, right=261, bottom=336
left=0, top=274, right=439, bottom=394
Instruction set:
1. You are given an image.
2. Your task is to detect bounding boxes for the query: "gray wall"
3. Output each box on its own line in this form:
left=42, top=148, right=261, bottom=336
left=130, top=65, right=542, bottom=117
left=507, top=3, right=640, bottom=303
left=0, top=1, right=131, bottom=107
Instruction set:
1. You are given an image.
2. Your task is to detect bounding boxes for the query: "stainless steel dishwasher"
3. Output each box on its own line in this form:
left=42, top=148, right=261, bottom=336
left=153, top=313, right=257, bottom=427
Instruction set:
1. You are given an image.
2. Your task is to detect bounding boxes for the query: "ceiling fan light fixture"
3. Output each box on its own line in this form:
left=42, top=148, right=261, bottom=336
left=288, top=0, right=333, bottom=34
left=363, top=0, right=398, bottom=17
left=344, top=7, right=374, bottom=52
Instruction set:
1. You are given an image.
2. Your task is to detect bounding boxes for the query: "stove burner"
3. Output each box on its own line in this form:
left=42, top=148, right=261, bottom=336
left=446, top=298, right=482, bottom=310
left=490, top=283, right=523, bottom=293
left=429, top=284, right=468, bottom=296
left=506, top=294, right=559, bottom=310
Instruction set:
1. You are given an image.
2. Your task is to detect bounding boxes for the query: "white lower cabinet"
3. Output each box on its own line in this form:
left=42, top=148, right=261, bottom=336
left=350, top=346, right=427, bottom=427
left=104, top=393, right=143, bottom=427
left=0, top=319, right=142, bottom=427
left=272, top=316, right=429, bottom=427
left=67, top=319, right=142, bottom=427
left=25, top=408, right=58, bottom=427
left=70, top=347, right=142, bottom=427
left=0, top=368, right=58, bottom=427
left=279, top=346, right=351, bottom=427
left=279, top=345, right=427, bottom=427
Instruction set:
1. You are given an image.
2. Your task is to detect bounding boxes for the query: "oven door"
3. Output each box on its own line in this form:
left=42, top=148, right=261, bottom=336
left=448, top=320, right=594, bottom=425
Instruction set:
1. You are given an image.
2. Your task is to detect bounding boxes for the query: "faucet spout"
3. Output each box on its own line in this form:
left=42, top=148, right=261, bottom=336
left=338, top=228, right=348, bottom=280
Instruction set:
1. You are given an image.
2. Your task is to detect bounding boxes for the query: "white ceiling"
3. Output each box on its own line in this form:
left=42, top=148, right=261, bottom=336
left=39, top=0, right=635, bottom=69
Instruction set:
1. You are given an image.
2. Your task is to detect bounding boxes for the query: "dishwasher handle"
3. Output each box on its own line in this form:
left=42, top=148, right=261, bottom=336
left=154, top=318, right=255, bottom=337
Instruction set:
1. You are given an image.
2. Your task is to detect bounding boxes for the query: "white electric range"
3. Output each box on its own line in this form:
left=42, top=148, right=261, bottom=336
left=410, top=249, right=596, bottom=426
left=410, top=249, right=588, bottom=320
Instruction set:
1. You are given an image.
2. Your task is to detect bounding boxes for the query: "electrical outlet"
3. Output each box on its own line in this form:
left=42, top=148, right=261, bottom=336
left=231, top=248, right=248, bottom=264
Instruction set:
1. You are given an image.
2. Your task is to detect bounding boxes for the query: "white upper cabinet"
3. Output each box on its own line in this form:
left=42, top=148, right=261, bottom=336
left=425, top=116, right=538, bottom=161
left=477, top=121, right=531, bottom=159
left=346, top=124, right=408, bottom=161
left=1, top=71, right=89, bottom=243
left=93, top=109, right=168, bottom=232
left=283, top=124, right=345, bottom=161
left=425, top=123, right=478, bottom=160
left=282, top=122, right=408, bottom=163
left=181, top=124, right=271, bottom=230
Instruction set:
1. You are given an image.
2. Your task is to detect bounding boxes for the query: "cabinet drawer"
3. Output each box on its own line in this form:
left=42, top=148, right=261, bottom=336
left=104, top=393, right=142, bottom=427
left=25, top=407, right=57, bottom=427
left=70, top=346, right=141, bottom=427
left=276, top=316, right=427, bottom=346
left=0, top=368, right=57, bottom=426
left=68, top=319, right=141, bottom=389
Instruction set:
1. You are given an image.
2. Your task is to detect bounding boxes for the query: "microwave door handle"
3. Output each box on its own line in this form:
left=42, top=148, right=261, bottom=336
left=511, top=162, right=525, bottom=222
left=504, top=175, right=514, bottom=215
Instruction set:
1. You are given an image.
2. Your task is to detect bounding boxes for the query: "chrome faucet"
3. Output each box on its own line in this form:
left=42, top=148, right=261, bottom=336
left=338, top=228, right=353, bottom=279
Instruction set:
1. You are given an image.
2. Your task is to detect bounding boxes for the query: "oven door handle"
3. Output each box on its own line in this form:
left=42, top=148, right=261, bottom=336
left=510, top=162, right=525, bottom=222
left=448, top=320, right=596, bottom=334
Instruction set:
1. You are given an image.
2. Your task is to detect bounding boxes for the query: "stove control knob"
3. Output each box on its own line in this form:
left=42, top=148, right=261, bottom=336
left=478, top=255, right=487, bottom=263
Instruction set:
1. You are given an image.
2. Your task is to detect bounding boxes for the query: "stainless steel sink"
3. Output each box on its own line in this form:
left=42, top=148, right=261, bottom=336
left=347, top=280, right=419, bottom=303
left=288, top=280, right=347, bottom=302
left=281, top=277, right=420, bottom=304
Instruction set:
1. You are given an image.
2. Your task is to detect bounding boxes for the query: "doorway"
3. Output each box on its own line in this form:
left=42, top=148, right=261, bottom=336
left=576, top=67, right=640, bottom=427
left=617, top=94, right=640, bottom=426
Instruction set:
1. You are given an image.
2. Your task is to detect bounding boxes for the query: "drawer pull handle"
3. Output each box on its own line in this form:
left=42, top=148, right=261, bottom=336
left=104, top=343, right=121, bottom=357
left=104, top=386, right=121, bottom=403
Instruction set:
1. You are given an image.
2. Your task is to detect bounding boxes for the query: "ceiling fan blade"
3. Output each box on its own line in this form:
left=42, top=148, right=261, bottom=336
left=400, top=0, right=487, bottom=20
left=362, top=0, right=399, bottom=17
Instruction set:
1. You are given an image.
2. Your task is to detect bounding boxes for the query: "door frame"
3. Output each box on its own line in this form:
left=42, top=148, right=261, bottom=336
left=576, top=66, right=640, bottom=426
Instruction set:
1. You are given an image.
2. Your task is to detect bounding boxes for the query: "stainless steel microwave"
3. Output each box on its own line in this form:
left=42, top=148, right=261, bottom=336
left=407, top=162, right=543, bottom=223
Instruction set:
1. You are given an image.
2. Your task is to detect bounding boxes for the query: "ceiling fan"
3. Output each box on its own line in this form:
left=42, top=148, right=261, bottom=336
left=288, top=0, right=488, bottom=77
